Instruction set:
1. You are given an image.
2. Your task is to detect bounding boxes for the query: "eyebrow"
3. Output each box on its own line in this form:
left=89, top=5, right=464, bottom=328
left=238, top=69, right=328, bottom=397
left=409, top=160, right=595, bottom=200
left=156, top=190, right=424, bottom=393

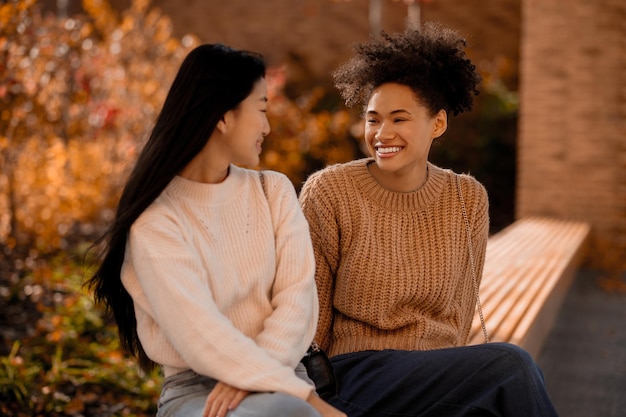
left=366, top=109, right=411, bottom=116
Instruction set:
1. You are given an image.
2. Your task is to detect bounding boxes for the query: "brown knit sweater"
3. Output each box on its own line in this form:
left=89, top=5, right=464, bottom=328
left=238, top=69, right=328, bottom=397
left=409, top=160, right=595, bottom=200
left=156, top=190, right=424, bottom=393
left=299, top=158, right=489, bottom=357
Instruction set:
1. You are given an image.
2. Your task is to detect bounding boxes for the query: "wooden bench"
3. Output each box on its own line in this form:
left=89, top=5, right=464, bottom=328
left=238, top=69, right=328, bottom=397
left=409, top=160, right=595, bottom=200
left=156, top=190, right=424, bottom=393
left=468, top=216, right=591, bottom=358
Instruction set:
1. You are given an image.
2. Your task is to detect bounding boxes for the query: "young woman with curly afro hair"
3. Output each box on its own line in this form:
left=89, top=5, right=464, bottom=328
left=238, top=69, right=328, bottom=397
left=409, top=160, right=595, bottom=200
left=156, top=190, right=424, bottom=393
left=299, top=22, right=559, bottom=417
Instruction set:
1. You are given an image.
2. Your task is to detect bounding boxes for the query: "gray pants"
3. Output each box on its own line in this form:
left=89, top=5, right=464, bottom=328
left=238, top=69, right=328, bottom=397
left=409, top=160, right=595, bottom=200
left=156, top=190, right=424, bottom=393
left=156, top=363, right=320, bottom=417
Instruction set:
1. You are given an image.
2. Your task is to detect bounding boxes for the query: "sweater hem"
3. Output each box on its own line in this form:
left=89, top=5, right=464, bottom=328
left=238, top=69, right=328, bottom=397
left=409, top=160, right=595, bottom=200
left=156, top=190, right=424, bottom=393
left=328, top=336, right=458, bottom=358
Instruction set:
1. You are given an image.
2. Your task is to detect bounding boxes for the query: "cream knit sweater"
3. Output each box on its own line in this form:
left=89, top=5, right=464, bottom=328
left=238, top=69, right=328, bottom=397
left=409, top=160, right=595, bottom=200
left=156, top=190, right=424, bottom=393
left=299, top=158, right=489, bottom=358
left=121, top=165, right=317, bottom=400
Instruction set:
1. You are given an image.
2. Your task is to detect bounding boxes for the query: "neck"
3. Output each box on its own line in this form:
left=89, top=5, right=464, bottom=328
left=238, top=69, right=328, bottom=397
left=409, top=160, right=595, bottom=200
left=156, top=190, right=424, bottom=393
left=179, top=161, right=230, bottom=184
left=368, top=162, right=429, bottom=192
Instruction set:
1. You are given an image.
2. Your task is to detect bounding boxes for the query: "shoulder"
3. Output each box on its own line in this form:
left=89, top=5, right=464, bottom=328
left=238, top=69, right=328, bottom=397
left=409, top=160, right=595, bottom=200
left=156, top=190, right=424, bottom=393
left=254, top=168, right=296, bottom=197
left=131, top=199, right=183, bottom=242
left=431, top=163, right=487, bottom=200
left=258, top=168, right=292, bottom=186
left=299, top=159, right=371, bottom=219
left=427, top=164, right=488, bottom=212
left=135, top=187, right=179, bottom=224
left=455, top=171, right=488, bottom=202
left=230, top=165, right=294, bottom=193
left=447, top=169, right=489, bottom=228
left=302, top=158, right=369, bottom=192
left=456, top=170, right=486, bottom=191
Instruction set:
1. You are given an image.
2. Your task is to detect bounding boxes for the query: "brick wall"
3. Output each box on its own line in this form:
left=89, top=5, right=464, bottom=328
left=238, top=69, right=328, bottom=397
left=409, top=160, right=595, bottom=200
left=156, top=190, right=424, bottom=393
left=517, top=0, right=626, bottom=271
left=148, top=0, right=521, bottom=87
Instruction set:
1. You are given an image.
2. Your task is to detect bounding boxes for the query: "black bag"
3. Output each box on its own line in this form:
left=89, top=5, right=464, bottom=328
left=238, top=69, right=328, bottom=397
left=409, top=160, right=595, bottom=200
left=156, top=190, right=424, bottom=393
left=301, top=342, right=338, bottom=400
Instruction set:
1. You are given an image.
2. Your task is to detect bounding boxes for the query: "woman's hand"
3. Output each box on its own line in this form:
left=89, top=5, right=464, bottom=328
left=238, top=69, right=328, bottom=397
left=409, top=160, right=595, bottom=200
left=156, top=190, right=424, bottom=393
left=307, top=391, right=347, bottom=417
left=203, top=382, right=249, bottom=417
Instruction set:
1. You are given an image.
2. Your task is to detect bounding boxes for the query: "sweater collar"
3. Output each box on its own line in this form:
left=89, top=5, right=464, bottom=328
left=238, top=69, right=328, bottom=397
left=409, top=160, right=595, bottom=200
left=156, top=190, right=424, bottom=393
left=348, top=158, right=448, bottom=211
left=167, top=164, right=246, bottom=204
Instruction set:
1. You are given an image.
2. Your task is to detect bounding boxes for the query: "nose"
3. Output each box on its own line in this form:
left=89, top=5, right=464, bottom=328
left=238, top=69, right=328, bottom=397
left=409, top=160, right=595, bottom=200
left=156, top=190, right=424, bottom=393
left=375, top=122, right=393, bottom=142
left=263, top=115, right=271, bottom=137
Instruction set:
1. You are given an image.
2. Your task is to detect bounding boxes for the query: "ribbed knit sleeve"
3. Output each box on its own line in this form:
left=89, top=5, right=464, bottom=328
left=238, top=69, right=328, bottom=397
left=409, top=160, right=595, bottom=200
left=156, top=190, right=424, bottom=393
left=300, top=159, right=489, bottom=357
left=299, top=170, right=341, bottom=352
left=254, top=170, right=319, bottom=367
left=121, top=165, right=316, bottom=400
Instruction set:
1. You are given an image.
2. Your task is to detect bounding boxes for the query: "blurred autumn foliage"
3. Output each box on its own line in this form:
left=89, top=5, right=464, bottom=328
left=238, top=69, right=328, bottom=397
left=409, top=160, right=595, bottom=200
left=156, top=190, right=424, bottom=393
left=0, top=0, right=521, bottom=415
left=0, top=247, right=162, bottom=416
left=0, top=0, right=360, bottom=255
left=0, top=0, right=197, bottom=252
left=0, top=1, right=194, bottom=413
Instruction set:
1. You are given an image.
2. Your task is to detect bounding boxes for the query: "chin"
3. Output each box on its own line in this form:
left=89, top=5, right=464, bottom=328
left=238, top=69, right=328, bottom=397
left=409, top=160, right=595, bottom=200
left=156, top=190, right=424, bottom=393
left=375, top=156, right=397, bottom=166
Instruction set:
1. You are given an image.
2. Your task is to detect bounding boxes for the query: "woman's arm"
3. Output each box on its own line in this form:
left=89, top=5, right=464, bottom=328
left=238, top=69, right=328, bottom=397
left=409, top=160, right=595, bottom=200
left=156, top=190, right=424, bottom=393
left=299, top=171, right=340, bottom=352
left=254, top=171, right=318, bottom=367
left=467, top=176, right=489, bottom=286
left=125, top=212, right=314, bottom=399
left=457, top=174, right=490, bottom=344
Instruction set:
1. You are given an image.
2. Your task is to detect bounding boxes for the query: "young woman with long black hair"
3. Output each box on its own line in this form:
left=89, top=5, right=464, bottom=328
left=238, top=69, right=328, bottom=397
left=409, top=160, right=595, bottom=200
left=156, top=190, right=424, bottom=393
left=87, top=43, right=345, bottom=417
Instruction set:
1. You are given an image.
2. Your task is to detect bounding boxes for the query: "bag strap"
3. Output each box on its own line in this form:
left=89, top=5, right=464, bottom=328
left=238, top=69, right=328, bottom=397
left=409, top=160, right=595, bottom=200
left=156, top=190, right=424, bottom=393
left=259, top=170, right=267, bottom=196
left=259, top=171, right=273, bottom=234
left=456, top=175, right=489, bottom=344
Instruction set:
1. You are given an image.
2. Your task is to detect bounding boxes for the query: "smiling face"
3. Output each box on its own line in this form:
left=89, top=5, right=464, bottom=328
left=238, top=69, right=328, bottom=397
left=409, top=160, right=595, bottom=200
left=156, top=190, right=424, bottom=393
left=220, top=77, right=270, bottom=168
left=364, top=82, right=447, bottom=191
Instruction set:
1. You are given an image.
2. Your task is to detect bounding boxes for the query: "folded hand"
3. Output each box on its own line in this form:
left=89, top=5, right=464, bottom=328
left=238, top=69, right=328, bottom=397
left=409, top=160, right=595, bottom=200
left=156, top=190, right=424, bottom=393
left=203, top=381, right=249, bottom=417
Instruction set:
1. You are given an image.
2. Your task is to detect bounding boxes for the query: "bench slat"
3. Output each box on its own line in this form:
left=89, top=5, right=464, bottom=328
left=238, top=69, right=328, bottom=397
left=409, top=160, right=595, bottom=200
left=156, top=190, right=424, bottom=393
left=468, top=217, right=590, bottom=357
left=510, top=222, right=590, bottom=354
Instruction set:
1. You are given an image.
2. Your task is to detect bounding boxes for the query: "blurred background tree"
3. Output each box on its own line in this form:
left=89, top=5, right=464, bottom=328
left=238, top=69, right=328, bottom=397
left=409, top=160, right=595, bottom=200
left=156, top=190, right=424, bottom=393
left=0, top=0, right=200, bottom=254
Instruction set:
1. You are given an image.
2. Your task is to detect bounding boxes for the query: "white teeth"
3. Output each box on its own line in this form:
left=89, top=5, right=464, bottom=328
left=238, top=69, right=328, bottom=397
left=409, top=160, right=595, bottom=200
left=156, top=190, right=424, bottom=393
left=377, top=147, right=402, bottom=154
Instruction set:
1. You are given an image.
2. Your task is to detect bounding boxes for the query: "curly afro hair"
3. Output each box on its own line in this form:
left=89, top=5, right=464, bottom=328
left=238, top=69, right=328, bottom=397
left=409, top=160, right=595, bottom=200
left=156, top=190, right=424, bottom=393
left=333, top=22, right=481, bottom=116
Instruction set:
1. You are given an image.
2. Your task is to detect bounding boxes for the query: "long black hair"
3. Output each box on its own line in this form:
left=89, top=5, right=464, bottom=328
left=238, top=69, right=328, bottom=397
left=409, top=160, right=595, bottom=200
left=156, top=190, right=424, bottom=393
left=86, top=44, right=266, bottom=371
